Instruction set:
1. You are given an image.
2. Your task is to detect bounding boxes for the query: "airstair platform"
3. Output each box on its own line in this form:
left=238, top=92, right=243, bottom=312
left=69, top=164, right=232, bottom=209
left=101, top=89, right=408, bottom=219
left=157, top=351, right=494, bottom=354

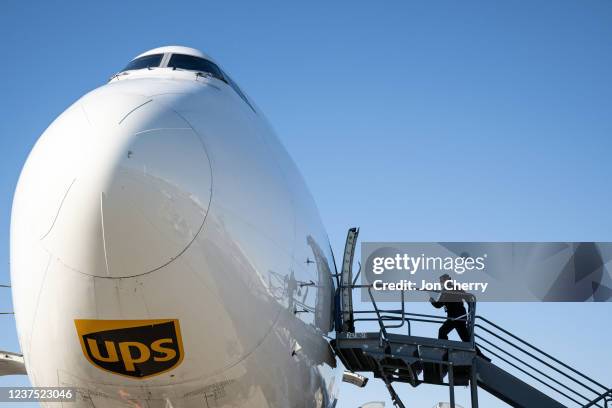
left=333, top=332, right=475, bottom=387
left=331, top=228, right=612, bottom=408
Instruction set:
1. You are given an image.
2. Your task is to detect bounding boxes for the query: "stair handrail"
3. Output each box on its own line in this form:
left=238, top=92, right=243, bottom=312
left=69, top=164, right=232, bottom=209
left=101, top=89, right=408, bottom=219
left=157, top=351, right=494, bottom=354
left=582, top=389, right=612, bottom=408
left=475, top=315, right=611, bottom=408
left=340, top=283, right=479, bottom=352
left=476, top=336, right=600, bottom=407
left=475, top=315, right=608, bottom=392
left=344, top=284, right=477, bottom=342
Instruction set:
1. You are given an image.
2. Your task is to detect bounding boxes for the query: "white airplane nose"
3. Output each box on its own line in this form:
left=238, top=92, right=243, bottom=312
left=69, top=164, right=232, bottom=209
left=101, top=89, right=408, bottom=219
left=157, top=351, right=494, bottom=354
left=36, top=90, right=212, bottom=278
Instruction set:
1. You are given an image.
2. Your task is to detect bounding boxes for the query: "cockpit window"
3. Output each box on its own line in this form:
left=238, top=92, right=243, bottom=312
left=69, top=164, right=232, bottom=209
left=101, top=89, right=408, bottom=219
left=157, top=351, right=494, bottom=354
left=122, top=54, right=163, bottom=71
left=222, top=70, right=256, bottom=113
left=167, top=54, right=225, bottom=82
left=119, top=52, right=257, bottom=114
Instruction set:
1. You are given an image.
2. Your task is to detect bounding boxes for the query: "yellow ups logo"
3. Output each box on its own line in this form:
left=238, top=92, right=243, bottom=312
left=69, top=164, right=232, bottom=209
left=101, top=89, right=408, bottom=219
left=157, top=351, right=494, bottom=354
left=74, top=319, right=184, bottom=379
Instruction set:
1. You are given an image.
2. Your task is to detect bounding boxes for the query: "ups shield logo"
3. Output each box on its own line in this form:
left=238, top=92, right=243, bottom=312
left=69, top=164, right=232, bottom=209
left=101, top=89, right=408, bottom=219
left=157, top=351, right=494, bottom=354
left=74, top=319, right=184, bottom=379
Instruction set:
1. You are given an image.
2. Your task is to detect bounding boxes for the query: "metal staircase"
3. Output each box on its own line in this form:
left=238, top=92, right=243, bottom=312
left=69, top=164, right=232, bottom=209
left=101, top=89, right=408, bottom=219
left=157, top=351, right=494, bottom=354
left=331, top=228, right=612, bottom=408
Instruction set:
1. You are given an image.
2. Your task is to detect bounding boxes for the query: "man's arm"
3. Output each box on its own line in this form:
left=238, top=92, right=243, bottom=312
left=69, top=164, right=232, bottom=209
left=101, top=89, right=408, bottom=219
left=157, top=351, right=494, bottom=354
left=430, top=297, right=444, bottom=308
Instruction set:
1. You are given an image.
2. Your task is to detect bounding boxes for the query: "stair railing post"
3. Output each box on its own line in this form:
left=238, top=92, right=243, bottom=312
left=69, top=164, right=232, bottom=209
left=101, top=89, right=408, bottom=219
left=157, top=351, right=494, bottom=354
left=470, top=364, right=479, bottom=408
left=468, top=296, right=476, bottom=347
left=448, top=362, right=456, bottom=408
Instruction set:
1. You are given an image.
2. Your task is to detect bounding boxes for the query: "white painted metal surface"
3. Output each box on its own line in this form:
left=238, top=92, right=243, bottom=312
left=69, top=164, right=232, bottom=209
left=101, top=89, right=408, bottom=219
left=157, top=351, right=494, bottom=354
left=135, top=45, right=210, bottom=60
left=11, top=47, right=340, bottom=407
left=359, top=403, right=385, bottom=408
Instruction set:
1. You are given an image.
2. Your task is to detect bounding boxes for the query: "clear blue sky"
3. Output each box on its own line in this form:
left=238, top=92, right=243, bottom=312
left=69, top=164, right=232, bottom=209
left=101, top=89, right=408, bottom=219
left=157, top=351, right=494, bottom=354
left=1, top=1, right=611, bottom=407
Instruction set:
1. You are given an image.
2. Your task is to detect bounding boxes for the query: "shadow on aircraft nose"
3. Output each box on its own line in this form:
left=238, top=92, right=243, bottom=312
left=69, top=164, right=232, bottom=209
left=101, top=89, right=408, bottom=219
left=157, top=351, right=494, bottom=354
left=41, top=94, right=212, bottom=278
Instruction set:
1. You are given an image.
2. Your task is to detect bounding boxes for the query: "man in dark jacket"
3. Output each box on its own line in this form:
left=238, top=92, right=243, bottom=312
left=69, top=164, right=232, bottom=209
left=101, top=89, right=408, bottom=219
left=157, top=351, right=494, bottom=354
left=430, top=274, right=472, bottom=342
left=430, top=274, right=489, bottom=360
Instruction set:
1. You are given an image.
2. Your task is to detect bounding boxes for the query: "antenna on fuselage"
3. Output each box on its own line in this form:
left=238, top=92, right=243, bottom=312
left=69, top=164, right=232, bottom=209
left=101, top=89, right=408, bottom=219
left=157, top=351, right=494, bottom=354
left=0, top=284, right=14, bottom=314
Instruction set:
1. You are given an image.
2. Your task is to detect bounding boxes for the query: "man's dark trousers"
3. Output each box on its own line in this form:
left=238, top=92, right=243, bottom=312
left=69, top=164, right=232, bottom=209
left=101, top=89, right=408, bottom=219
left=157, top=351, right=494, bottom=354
left=438, top=319, right=470, bottom=342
